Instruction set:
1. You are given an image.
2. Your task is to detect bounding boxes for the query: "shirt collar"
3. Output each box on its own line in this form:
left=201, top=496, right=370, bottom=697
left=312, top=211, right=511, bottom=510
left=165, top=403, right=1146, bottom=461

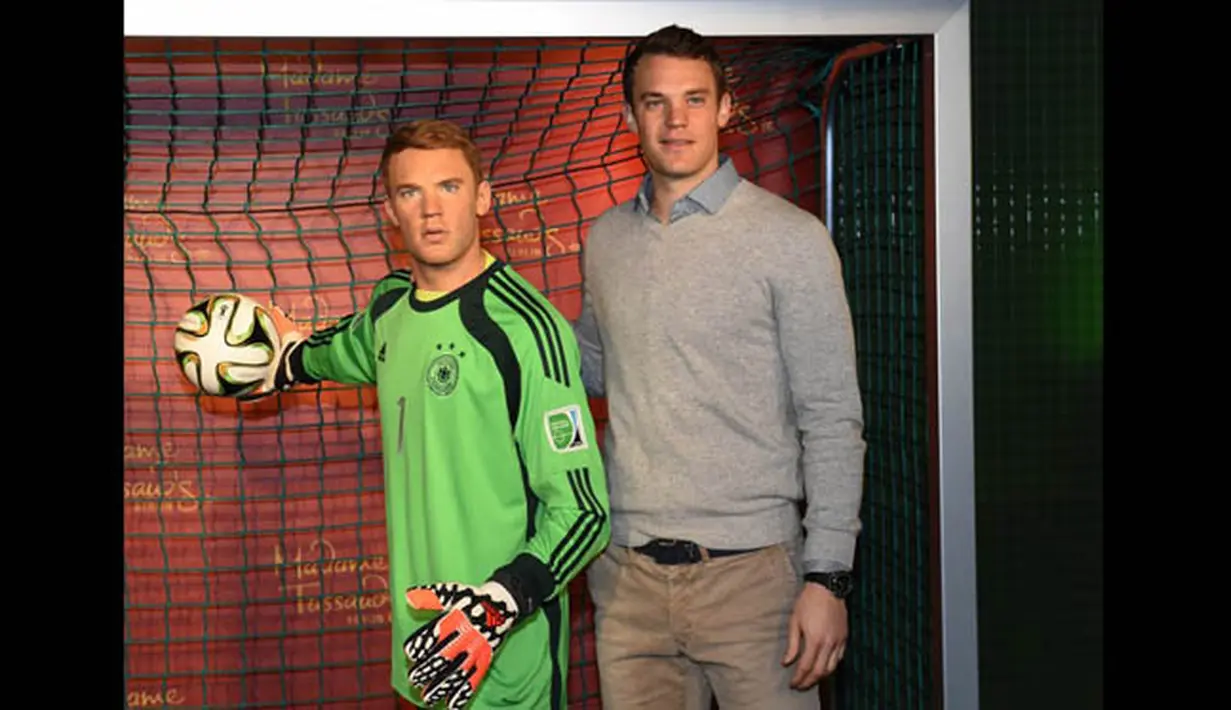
left=634, top=154, right=740, bottom=222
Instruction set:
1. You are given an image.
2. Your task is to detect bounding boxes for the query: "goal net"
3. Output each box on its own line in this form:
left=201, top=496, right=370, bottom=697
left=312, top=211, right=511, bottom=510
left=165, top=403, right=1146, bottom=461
left=124, top=35, right=931, bottom=709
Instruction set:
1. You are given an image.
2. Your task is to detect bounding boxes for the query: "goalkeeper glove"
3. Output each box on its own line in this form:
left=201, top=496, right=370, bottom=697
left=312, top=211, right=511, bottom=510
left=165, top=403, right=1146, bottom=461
left=237, top=303, right=305, bottom=402
left=402, top=580, right=520, bottom=709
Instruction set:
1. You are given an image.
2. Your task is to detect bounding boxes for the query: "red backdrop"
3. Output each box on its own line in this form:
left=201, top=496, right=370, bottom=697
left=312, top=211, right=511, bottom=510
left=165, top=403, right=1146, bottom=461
left=124, top=37, right=820, bottom=708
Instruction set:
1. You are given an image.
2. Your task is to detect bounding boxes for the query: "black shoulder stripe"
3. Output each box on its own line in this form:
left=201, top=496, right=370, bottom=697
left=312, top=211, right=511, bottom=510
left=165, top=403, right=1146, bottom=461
left=304, top=275, right=408, bottom=346
left=305, top=313, right=356, bottom=346
left=488, top=278, right=560, bottom=385
left=370, top=286, right=408, bottom=325
left=461, top=282, right=521, bottom=429
left=490, top=270, right=569, bottom=387
left=493, top=270, right=570, bottom=388
left=547, top=468, right=605, bottom=586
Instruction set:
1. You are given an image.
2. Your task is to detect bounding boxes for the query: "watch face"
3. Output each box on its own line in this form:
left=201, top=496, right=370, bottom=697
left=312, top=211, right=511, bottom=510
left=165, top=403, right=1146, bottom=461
left=829, top=573, right=852, bottom=597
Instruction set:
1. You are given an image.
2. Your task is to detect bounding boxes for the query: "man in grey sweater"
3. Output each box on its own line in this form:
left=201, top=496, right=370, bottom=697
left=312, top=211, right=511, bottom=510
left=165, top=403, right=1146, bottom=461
left=573, top=25, right=867, bottom=709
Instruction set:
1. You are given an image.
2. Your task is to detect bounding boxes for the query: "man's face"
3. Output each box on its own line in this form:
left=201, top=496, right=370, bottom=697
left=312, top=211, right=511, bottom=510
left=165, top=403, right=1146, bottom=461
left=382, top=147, right=491, bottom=267
left=627, top=54, right=732, bottom=180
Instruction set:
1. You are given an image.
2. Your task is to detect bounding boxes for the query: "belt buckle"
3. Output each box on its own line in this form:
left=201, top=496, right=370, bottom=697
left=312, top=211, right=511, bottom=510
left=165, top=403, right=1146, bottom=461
left=649, top=538, right=704, bottom=564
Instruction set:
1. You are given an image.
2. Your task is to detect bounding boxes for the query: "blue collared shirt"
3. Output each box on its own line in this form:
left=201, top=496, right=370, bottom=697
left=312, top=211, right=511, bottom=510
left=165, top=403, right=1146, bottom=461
left=633, top=154, right=742, bottom=224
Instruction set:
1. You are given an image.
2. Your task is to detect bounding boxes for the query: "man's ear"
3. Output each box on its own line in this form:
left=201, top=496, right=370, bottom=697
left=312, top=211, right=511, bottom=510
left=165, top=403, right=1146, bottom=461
left=624, top=104, right=639, bottom=135
left=382, top=197, right=399, bottom=227
left=476, top=179, right=492, bottom=217
left=717, top=91, right=733, bottom=129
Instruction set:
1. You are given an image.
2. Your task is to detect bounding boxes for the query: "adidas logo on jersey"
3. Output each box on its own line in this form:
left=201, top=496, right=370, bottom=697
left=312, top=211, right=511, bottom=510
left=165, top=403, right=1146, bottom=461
left=378, top=342, right=387, bottom=362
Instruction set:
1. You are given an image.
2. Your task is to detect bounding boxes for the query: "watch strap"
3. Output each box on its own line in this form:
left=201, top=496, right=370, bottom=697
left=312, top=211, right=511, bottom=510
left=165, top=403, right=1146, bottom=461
left=804, top=571, right=853, bottom=599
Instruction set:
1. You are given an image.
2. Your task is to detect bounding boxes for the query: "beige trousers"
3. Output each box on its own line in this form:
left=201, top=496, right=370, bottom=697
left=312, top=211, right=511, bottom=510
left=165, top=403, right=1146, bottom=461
left=586, top=537, right=823, bottom=710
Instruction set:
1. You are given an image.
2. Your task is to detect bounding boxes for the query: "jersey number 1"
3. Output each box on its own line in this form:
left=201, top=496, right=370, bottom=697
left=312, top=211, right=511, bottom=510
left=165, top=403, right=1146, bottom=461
left=396, top=396, right=405, bottom=453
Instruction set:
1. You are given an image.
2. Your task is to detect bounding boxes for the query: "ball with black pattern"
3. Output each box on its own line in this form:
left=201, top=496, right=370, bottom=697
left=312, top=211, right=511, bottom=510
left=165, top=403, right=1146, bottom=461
left=173, top=293, right=280, bottom=397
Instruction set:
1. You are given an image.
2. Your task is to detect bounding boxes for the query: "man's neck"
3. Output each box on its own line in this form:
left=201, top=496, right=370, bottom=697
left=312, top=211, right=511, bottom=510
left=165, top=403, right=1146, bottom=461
left=411, top=248, right=489, bottom=294
left=649, top=155, right=721, bottom=223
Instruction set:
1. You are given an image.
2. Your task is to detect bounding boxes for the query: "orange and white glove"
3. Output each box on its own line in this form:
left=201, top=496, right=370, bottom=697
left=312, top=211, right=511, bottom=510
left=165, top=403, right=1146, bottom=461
left=237, top=302, right=306, bottom=401
left=402, top=581, right=520, bottom=709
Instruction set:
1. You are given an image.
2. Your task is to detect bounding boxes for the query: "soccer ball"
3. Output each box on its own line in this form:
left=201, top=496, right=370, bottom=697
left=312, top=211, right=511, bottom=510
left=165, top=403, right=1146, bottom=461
left=173, top=293, right=280, bottom=397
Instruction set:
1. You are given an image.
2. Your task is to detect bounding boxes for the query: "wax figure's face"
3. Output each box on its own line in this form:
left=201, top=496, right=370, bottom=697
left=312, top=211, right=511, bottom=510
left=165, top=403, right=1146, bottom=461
left=383, top=147, right=492, bottom=268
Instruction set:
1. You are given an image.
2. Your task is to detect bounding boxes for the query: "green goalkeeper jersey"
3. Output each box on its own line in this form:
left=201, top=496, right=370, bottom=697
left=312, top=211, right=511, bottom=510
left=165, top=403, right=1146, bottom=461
left=285, top=257, right=610, bottom=709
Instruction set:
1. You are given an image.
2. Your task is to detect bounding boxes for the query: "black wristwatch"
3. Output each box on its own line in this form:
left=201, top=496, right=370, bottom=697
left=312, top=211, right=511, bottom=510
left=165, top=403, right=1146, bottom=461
left=804, top=571, right=853, bottom=599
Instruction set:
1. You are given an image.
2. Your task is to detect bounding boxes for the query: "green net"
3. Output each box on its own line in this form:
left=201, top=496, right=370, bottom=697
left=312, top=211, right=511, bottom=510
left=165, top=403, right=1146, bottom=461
left=827, top=40, right=933, bottom=710
left=123, top=35, right=928, bottom=709
left=970, top=0, right=1102, bottom=705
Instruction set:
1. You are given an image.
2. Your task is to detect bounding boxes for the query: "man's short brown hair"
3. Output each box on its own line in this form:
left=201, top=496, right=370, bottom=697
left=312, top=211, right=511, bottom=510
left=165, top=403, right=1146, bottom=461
left=622, top=24, right=730, bottom=107
left=379, top=119, right=486, bottom=191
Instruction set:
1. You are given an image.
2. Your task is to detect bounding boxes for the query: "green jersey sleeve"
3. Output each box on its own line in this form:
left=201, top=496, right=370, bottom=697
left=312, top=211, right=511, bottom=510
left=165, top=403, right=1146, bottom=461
left=288, top=270, right=411, bottom=386
left=489, top=295, right=611, bottom=619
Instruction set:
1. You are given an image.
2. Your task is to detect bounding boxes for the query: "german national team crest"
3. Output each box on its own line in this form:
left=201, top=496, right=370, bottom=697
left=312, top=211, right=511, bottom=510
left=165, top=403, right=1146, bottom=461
left=544, top=404, right=589, bottom=453
left=425, top=343, right=462, bottom=396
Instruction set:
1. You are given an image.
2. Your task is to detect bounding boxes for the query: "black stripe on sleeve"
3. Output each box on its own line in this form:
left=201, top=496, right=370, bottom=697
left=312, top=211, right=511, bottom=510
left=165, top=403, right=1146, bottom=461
left=308, top=270, right=410, bottom=345
left=544, top=598, right=564, bottom=710
left=547, top=467, right=605, bottom=586
left=304, top=312, right=356, bottom=346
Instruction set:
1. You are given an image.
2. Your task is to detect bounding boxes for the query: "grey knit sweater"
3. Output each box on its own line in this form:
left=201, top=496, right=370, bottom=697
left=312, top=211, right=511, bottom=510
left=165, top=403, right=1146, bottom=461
left=574, top=160, right=867, bottom=574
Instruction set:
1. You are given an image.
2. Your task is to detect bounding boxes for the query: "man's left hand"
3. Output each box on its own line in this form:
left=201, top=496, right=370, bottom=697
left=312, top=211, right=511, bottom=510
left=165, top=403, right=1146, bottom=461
left=403, top=581, right=520, bottom=709
left=781, top=582, right=848, bottom=689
